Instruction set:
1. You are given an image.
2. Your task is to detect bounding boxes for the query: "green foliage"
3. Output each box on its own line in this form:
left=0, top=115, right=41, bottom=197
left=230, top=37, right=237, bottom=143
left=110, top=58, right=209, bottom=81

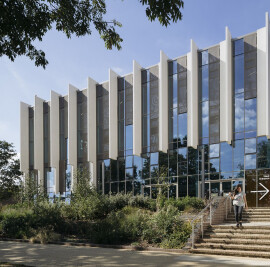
left=30, top=227, right=61, bottom=244
left=159, top=196, right=205, bottom=212
left=0, top=1, right=183, bottom=68
left=0, top=140, right=22, bottom=202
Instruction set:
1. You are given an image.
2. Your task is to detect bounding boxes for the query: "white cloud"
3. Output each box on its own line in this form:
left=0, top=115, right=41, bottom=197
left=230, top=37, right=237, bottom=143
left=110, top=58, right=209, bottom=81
left=112, top=66, right=125, bottom=75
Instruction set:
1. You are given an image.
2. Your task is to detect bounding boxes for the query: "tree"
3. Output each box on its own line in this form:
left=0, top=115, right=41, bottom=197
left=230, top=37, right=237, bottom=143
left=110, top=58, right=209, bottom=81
left=0, top=140, right=22, bottom=201
left=0, top=0, right=184, bottom=68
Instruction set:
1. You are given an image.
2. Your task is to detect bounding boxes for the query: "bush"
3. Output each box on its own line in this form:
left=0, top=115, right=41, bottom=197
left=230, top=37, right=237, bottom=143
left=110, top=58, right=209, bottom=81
left=0, top=208, right=34, bottom=238
left=29, top=227, right=61, bottom=244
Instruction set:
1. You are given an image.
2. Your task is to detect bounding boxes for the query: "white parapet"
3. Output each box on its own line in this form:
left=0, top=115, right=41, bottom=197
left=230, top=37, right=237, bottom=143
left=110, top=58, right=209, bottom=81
left=20, top=102, right=29, bottom=174
left=109, top=69, right=118, bottom=160
left=159, top=50, right=169, bottom=153
left=257, top=13, right=270, bottom=137
left=34, top=95, right=44, bottom=186
left=220, top=27, right=233, bottom=144
left=87, top=77, right=97, bottom=187
left=50, top=90, right=61, bottom=193
left=187, top=39, right=199, bottom=148
left=68, top=84, right=78, bottom=190
left=133, top=60, right=142, bottom=156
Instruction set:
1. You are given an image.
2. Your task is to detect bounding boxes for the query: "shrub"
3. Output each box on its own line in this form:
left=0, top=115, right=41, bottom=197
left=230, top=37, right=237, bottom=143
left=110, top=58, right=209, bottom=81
left=29, top=227, right=61, bottom=244
left=0, top=208, right=34, bottom=238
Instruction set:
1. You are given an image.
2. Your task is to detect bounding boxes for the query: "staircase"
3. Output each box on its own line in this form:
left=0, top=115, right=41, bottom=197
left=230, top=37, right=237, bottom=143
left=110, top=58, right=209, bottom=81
left=190, top=208, right=270, bottom=258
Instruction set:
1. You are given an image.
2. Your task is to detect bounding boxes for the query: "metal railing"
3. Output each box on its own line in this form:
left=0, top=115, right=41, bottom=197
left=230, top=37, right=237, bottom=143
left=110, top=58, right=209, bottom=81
left=190, top=194, right=232, bottom=249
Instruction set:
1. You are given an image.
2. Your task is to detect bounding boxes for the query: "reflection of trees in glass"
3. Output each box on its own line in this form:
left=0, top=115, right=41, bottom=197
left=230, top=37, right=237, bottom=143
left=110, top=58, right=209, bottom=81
left=142, top=155, right=150, bottom=179
left=169, top=150, right=177, bottom=176
left=188, top=147, right=198, bottom=175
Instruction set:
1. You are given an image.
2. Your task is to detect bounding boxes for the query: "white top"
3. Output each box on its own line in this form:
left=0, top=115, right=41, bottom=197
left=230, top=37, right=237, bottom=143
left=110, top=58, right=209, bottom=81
left=233, top=192, right=245, bottom=207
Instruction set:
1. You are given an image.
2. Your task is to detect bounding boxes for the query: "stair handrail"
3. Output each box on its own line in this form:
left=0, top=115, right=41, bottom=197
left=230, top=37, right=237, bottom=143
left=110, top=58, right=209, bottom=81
left=190, top=196, right=217, bottom=249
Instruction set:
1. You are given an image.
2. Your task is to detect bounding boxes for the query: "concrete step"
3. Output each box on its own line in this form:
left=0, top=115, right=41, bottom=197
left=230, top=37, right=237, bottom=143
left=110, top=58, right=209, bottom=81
left=190, top=248, right=270, bottom=258
left=200, top=238, right=270, bottom=246
left=210, top=225, right=270, bottom=230
left=195, top=243, right=270, bottom=252
left=204, top=233, right=270, bottom=239
left=210, top=228, right=270, bottom=234
left=224, top=218, right=270, bottom=224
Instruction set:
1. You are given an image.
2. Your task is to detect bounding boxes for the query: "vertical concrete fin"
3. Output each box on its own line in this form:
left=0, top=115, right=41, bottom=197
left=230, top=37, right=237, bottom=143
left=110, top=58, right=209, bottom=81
left=159, top=50, right=169, bottom=153
left=133, top=60, right=142, bottom=156
left=257, top=13, right=269, bottom=137
left=220, top=26, right=233, bottom=144
left=20, top=102, right=29, bottom=174
left=50, top=90, right=61, bottom=193
left=87, top=77, right=97, bottom=187
left=68, top=84, right=78, bottom=190
left=34, top=95, right=44, bottom=186
left=187, top=39, right=199, bottom=148
left=109, top=69, right=118, bottom=160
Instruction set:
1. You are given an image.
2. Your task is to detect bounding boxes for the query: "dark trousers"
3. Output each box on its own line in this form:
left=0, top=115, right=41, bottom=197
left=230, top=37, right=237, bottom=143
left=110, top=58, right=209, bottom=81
left=234, top=205, right=243, bottom=223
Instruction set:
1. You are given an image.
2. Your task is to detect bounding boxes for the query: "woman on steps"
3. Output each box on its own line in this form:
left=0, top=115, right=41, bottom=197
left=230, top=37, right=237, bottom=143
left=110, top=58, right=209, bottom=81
left=229, top=184, right=248, bottom=227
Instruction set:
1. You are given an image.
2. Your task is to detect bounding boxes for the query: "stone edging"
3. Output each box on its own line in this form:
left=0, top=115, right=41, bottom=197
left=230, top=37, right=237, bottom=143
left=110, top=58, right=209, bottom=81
left=0, top=238, right=185, bottom=253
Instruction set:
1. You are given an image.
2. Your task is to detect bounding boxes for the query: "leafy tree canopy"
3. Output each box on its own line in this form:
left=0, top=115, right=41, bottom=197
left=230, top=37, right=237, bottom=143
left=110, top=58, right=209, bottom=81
left=0, top=140, right=22, bottom=200
left=0, top=0, right=184, bottom=68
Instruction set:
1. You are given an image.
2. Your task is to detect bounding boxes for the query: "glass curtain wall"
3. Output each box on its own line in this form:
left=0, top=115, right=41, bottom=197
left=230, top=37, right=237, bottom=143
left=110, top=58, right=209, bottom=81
left=77, top=90, right=88, bottom=169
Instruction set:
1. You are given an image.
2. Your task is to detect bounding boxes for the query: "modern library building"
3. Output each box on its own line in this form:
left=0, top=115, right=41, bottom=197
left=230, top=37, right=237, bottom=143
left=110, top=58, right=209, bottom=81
left=20, top=13, right=270, bottom=207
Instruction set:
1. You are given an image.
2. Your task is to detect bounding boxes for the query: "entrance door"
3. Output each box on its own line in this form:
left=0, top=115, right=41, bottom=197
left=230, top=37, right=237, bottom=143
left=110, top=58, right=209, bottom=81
left=246, top=169, right=270, bottom=207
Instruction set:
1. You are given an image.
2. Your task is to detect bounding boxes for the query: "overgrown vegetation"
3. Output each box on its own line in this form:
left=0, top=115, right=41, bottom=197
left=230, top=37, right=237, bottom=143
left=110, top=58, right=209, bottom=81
left=0, top=168, right=204, bottom=249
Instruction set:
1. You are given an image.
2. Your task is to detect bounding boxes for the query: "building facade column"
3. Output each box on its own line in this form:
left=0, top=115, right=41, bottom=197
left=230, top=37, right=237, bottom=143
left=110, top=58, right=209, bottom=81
left=20, top=102, right=29, bottom=175
left=187, top=39, right=199, bottom=148
left=220, top=27, right=233, bottom=144
left=159, top=50, right=169, bottom=153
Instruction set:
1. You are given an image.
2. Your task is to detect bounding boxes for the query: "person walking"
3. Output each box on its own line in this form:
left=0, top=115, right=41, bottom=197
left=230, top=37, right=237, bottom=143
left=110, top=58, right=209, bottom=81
left=229, top=184, right=248, bottom=227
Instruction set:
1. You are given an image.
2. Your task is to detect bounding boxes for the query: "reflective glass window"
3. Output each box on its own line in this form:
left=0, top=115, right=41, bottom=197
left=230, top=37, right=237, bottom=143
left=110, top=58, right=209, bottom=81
left=178, top=177, right=187, bottom=197
left=201, top=50, right=208, bottom=65
left=201, top=65, right=209, bottom=101
left=173, top=108, right=178, bottom=141
left=126, top=168, right=133, bottom=179
left=234, top=54, right=244, bottom=94
left=125, top=156, right=133, bottom=168
left=210, top=158, right=219, bottom=173
left=188, top=147, right=198, bottom=175
left=150, top=152, right=159, bottom=165
left=245, top=154, right=256, bottom=170
left=188, top=176, right=198, bottom=197
left=233, top=140, right=244, bottom=171
left=150, top=165, right=159, bottom=178
left=125, top=125, right=133, bottom=150
left=202, top=101, right=209, bottom=137
left=234, top=39, right=244, bottom=56
left=245, top=138, right=256, bottom=154
left=245, top=98, right=256, bottom=132
left=220, top=142, right=233, bottom=172
left=209, top=144, right=219, bottom=158
left=178, top=113, right=187, bottom=145
left=169, top=150, right=177, bottom=176
left=173, top=74, right=177, bottom=108
left=134, top=156, right=142, bottom=180
left=234, top=93, right=244, bottom=132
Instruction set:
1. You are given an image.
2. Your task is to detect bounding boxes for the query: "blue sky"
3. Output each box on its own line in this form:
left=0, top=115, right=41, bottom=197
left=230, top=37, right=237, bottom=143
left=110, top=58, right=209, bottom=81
left=1, top=0, right=270, bottom=154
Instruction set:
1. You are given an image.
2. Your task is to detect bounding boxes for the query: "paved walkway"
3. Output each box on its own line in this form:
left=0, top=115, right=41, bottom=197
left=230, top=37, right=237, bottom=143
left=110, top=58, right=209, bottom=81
left=1, top=241, right=270, bottom=266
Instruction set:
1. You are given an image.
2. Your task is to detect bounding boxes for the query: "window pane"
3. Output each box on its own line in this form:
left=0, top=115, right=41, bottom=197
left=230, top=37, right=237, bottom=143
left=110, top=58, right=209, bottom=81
left=188, top=176, right=198, bottom=197
left=245, top=98, right=256, bottom=132
left=235, top=93, right=244, bottom=132
left=150, top=152, right=159, bottom=165
left=173, top=74, right=177, bottom=109
left=245, top=154, right=256, bottom=170
left=178, top=113, right=187, bottom=145
left=202, top=101, right=209, bottom=138
left=234, top=54, right=244, bottom=94
left=234, top=39, right=244, bottom=56
left=245, top=138, right=256, bottom=154
left=210, top=158, right=219, bottom=173
left=233, top=140, right=244, bottom=171
left=201, top=50, right=208, bottom=65
left=220, top=142, right=232, bottom=172
left=209, top=144, right=219, bottom=158
left=201, top=65, right=209, bottom=101
left=134, top=156, right=142, bottom=180
left=173, top=108, right=178, bottom=142
left=178, top=177, right=187, bottom=197
left=125, top=125, right=133, bottom=150
left=150, top=165, right=159, bottom=178
left=188, top=147, right=198, bottom=175
left=169, top=150, right=177, bottom=176
left=126, top=168, right=133, bottom=179
left=125, top=156, right=133, bottom=168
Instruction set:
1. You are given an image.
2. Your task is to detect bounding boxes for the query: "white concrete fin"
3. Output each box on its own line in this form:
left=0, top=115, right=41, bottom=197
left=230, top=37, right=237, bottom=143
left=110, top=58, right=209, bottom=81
left=20, top=102, right=30, bottom=174
left=87, top=76, right=97, bottom=187
left=34, top=95, right=44, bottom=186
left=133, top=60, right=142, bottom=156
left=187, top=39, right=199, bottom=148
left=159, top=50, right=169, bottom=153
left=50, top=90, right=61, bottom=193
left=109, top=69, right=119, bottom=160
left=220, top=26, right=233, bottom=144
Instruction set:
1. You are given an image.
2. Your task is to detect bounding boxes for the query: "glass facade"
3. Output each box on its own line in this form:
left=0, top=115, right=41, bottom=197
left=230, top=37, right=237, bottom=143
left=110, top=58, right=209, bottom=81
left=25, top=29, right=270, bottom=207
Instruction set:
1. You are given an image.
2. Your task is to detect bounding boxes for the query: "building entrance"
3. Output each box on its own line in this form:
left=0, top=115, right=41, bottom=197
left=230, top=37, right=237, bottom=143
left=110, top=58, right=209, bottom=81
left=246, top=169, right=270, bottom=207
